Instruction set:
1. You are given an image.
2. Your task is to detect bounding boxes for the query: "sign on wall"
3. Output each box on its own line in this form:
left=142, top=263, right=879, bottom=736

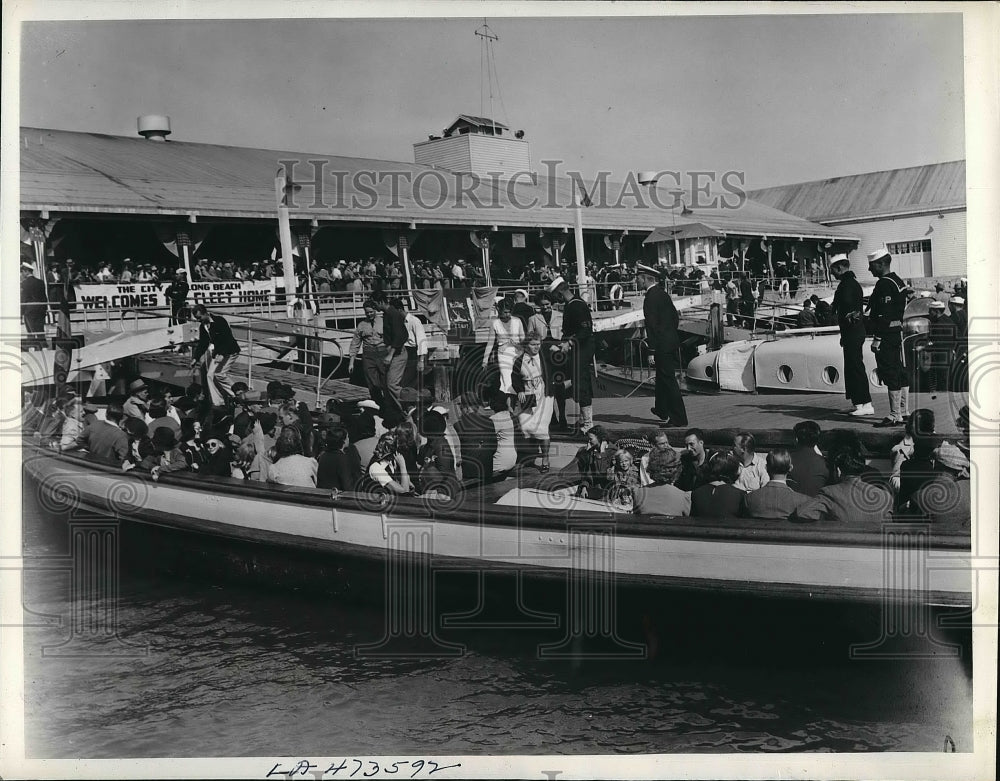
left=73, top=279, right=276, bottom=311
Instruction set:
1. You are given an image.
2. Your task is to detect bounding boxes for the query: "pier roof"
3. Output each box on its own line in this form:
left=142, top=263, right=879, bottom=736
left=748, top=161, right=965, bottom=224
left=20, top=126, right=855, bottom=241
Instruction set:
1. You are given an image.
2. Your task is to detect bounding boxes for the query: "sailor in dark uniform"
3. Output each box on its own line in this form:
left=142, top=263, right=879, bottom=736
left=866, top=247, right=910, bottom=427
left=829, top=254, right=873, bottom=416
left=638, top=264, right=688, bottom=426
left=548, top=275, right=596, bottom=434
left=20, top=261, right=48, bottom=348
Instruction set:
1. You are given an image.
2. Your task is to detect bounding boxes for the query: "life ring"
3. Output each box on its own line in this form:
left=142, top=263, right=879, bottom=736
left=609, top=284, right=624, bottom=304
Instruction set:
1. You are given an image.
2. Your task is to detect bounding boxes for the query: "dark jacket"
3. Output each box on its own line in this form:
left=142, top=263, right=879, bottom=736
left=77, top=420, right=130, bottom=464
left=675, top=448, right=719, bottom=492
left=787, top=446, right=830, bottom=497
left=867, top=273, right=908, bottom=338
left=691, top=483, right=745, bottom=519
left=792, top=476, right=893, bottom=523
left=317, top=447, right=363, bottom=491
left=831, top=271, right=866, bottom=340
left=741, top=481, right=811, bottom=520
left=193, top=314, right=241, bottom=361
left=643, top=284, right=681, bottom=353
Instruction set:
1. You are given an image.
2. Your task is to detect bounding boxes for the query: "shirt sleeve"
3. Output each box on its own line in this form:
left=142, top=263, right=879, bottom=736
left=369, top=460, right=393, bottom=487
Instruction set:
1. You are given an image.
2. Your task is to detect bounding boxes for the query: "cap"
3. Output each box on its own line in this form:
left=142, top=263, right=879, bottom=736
left=20, top=261, right=34, bottom=271
left=151, top=427, right=177, bottom=449
left=929, top=300, right=946, bottom=310
left=829, top=253, right=849, bottom=266
left=358, top=399, right=380, bottom=411
left=547, top=276, right=567, bottom=293
left=867, top=247, right=891, bottom=263
left=514, top=289, right=529, bottom=299
left=934, top=441, right=970, bottom=473
left=918, top=290, right=932, bottom=298
left=128, top=379, right=147, bottom=393
left=950, top=296, right=965, bottom=305
left=429, top=404, right=449, bottom=416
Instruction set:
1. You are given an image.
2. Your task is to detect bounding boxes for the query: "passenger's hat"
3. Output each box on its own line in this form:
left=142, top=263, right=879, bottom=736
left=230, top=381, right=249, bottom=394
left=934, top=282, right=945, bottom=291
left=918, top=290, right=932, bottom=298
left=429, top=404, right=450, bottom=416
left=128, top=379, right=148, bottom=393
left=929, top=300, right=946, bottom=310
left=950, top=296, right=965, bottom=305
left=151, top=427, right=177, bottom=449
left=358, top=399, right=380, bottom=411
left=514, top=288, right=529, bottom=300
left=934, top=441, right=970, bottom=473
left=276, top=383, right=296, bottom=399
left=829, top=253, right=849, bottom=266
left=547, top=276, right=567, bottom=293
left=20, top=261, right=34, bottom=271
left=867, top=247, right=891, bottom=263
left=82, top=402, right=100, bottom=413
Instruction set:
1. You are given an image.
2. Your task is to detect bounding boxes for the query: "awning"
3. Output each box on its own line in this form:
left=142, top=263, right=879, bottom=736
left=643, top=222, right=726, bottom=244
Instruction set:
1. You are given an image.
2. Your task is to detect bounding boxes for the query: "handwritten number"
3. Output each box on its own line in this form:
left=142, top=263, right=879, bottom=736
left=363, top=761, right=380, bottom=777
left=428, top=763, right=462, bottom=775
left=326, top=759, right=348, bottom=776
left=384, top=761, right=405, bottom=775
left=410, top=760, right=425, bottom=778
left=350, top=759, right=363, bottom=777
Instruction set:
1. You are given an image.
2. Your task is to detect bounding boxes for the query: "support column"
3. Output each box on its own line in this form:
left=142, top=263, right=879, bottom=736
left=275, top=171, right=297, bottom=314
left=480, top=235, right=491, bottom=287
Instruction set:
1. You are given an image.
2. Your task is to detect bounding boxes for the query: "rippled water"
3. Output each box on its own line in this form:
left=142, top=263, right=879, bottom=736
left=20, top=485, right=972, bottom=758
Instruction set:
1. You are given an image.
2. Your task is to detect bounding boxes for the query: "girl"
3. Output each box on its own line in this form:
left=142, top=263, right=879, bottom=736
left=512, top=332, right=555, bottom=472
left=605, top=449, right=641, bottom=511
left=367, top=432, right=413, bottom=495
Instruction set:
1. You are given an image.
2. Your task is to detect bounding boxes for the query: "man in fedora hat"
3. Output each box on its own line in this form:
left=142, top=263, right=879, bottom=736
left=547, top=274, right=596, bottom=434
left=830, top=254, right=874, bottom=417
left=867, top=247, right=910, bottom=426
left=637, top=264, right=688, bottom=426
left=20, top=261, right=48, bottom=347
left=123, top=379, right=151, bottom=421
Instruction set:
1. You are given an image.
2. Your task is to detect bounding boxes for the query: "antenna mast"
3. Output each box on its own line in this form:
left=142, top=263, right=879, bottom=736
left=475, top=20, right=502, bottom=134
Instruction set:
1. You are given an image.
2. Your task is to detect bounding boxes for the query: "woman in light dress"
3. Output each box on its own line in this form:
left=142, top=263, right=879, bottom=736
left=482, top=300, right=524, bottom=396
left=512, top=332, right=555, bottom=472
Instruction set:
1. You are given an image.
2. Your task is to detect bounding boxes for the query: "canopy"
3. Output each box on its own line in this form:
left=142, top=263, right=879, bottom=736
left=643, top=222, right=726, bottom=244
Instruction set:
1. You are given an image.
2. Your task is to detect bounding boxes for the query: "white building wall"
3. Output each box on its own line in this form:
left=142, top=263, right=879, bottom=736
left=413, top=136, right=473, bottom=172
left=413, top=135, right=530, bottom=178
left=841, top=210, right=966, bottom=281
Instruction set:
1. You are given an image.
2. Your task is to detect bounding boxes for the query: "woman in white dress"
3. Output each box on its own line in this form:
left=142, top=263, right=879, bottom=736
left=512, top=332, right=555, bottom=472
left=482, top=300, right=524, bottom=396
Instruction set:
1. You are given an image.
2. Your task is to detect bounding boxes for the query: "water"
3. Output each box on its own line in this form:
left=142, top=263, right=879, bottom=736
left=20, top=485, right=972, bottom=758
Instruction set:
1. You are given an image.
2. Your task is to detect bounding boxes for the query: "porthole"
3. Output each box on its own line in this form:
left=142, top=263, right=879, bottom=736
left=705, top=365, right=714, bottom=378
left=822, top=366, right=840, bottom=385
left=777, top=365, right=793, bottom=384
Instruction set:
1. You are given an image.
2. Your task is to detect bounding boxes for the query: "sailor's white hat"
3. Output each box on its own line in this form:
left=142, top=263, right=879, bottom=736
left=514, top=288, right=529, bottom=299
left=950, top=296, right=965, bottom=305
left=547, top=276, right=567, bottom=293
left=918, top=290, right=932, bottom=298
left=929, top=300, right=946, bottom=309
left=829, top=253, right=849, bottom=265
left=429, top=404, right=449, bottom=416
left=867, top=247, right=891, bottom=263
left=358, top=399, right=380, bottom=411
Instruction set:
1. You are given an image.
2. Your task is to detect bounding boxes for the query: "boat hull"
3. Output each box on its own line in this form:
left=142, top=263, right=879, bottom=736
left=21, top=443, right=972, bottom=609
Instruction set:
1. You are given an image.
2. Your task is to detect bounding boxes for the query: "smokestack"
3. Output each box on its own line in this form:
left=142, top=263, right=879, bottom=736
left=137, top=115, right=171, bottom=141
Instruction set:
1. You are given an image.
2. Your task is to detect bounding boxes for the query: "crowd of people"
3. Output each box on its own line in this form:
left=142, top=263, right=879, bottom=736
left=25, top=360, right=971, bottom=526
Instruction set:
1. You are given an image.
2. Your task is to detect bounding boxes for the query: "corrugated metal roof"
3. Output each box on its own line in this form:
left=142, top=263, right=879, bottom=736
left=19, top=127, right=855, bottom=241
left=748, top=161, right=965, bottom=223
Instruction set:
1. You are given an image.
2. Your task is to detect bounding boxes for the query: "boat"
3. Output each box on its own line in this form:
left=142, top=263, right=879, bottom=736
left=22, top=438, right=972, bottom=609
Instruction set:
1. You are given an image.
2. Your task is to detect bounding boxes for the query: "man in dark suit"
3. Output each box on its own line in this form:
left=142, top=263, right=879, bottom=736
left=742, top=448, right=811, bottom=520
left=20, top=261, right=48, bottom=348
left=639, top=265, right=688, bottom=426
left=190, top=304, right=241, bottom=406
left=787, top=420, right=830, bottom=496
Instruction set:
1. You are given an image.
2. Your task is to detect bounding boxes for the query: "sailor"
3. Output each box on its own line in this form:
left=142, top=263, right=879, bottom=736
left=830, top=254, right=873, bottom=416
left=922, top=300, right=955, bottom=395
left=548, top=275, right=596, bottom=434
left=165, top=269, right=190, bottom=325
left=638, top=264, right=688, bottom=426
left=948, top=295, right=968, bottom=391
left=866, top=247, right=910, bottom=427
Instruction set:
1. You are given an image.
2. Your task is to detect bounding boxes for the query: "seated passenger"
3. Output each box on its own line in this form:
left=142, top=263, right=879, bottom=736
left=675, top=428, right=720, bottom=492
left=902, top=441, right=970, bottom=526
left=146, top=397, right=180, bottom=440
left=690, top=453, right=745, bottom=518
left=137, top=427, right=190, bottom=480
left=741, top=448, right=810, bottom=520
left=639, top=430, right=675, bottom=486
left=570, top=425, right=616, bottom=499
left=316, top=426, right=363, bottom=491
left=896, top=409, right=938, bottom=510
left=733, top=432, right=769, bottom=492
left=796, top=299, right=818, bottom=328
left=792, top=440, right=893, bottom=523
left=416, top=411, right=459, bottom=497
left=367, top=432, right=413, bottom=495
left=121, top=417, right=150, bottom=467
left=265, top=427, right=318, bottom=488
left=201, top=427, right=237, bottom=478
left=604, top=449, right=641, bottom=511
left=74, top=402, right=129, bottom=464
left=788, top=420, right=829, bottom=496
left=454, top=391, right=497, bottom=484
left=632, top=446, right=690, bottom=516
left=822, top=429, right=892, bottom=492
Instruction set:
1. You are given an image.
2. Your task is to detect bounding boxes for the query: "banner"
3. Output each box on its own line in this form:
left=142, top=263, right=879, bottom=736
left=74, top=279, right=276, bottom=311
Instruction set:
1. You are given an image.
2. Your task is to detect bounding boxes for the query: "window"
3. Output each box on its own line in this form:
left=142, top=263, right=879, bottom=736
left=887, top=240, right=931, bottom=255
